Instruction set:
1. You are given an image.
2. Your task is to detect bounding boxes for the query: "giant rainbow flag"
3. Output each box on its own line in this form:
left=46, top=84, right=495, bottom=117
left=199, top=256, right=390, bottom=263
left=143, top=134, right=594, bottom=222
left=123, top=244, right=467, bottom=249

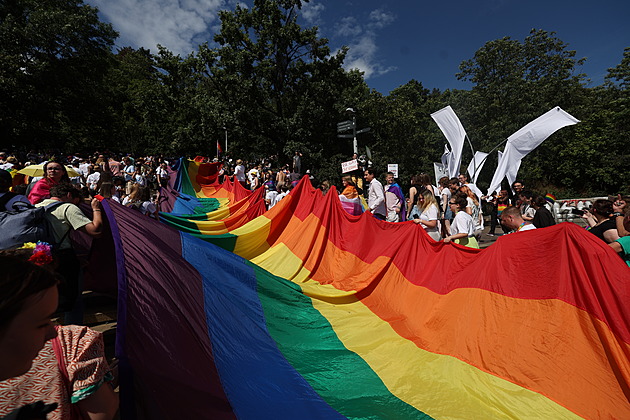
left=98, top=162, right=630, bottom=419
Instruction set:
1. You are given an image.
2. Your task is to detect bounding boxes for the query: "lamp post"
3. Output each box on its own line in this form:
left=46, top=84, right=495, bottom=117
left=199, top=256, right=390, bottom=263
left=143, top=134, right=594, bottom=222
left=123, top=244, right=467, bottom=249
left=223, top=126, right=228, bottom=153
left=346, top=108, right=357, bottom=155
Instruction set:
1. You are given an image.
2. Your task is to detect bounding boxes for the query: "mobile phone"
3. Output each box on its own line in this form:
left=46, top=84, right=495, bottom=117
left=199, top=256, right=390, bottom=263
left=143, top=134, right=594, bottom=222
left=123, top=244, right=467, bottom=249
left=571, top=208, right=585, bottom=216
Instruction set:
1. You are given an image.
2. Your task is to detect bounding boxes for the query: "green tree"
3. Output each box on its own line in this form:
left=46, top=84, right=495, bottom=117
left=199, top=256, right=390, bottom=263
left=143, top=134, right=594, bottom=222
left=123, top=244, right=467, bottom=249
left=199, top=0, right=357, bottom=167
left=0, top=0, right=118, bottom=149
left=455, top=29, right=588, bottom=192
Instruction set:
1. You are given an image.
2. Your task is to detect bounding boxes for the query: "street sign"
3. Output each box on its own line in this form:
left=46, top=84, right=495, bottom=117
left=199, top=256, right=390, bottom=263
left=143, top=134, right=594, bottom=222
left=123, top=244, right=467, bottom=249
left=356, top=127, right=371, bottom=134
left=337, top=125, right=353, bottom=133
left=337, top=120, right=354, bottom=133
left=388, top=164, right=399, bottom=178
left=337, top=134, right=354, bottom=138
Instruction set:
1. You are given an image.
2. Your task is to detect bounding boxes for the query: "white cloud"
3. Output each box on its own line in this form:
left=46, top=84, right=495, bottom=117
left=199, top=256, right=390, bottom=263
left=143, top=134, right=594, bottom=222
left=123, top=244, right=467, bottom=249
left=89, top=0, right=225, bottom=55
left=368, top=9, right=395, bottom=29
left=338, top=9, right=397, bottom=79
left=301, top=1, right=325, bottom=25
left=335, top=16, right=362, bottom=38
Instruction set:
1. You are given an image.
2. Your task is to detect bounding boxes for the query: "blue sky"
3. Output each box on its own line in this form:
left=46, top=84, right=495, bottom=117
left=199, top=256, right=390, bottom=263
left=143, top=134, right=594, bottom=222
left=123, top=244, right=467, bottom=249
left=87, top=0, right=629, bottom=94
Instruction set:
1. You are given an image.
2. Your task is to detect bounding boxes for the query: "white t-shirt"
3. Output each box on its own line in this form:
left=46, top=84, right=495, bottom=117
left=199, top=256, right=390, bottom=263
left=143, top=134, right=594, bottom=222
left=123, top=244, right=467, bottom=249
left=466, top=197, right=482, bottom=231
left=134, top=174, right=146, bottom=187
left=519, top=223, right=537, bottom=232
left=272, top=192, right=287, bottom=207
left=141, top=201, right=156, bottom=216
left=420, top=204, right=440, bottom=235
left=451, top=211, right=474, bottom=237
left=86, top=172, right=100, bottom=190
left=440, top=188, right=451, bottom=212
left=234, top=165, right=246, bottom=182
left=247, top=169, right=259, bottom=184
left=123, top=165, right=135, bottom=181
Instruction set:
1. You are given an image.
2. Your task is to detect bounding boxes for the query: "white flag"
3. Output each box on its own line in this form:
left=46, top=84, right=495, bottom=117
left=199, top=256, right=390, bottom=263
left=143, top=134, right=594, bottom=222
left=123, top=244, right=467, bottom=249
left=487, top=107, right=579, bottom=195
left=466, top=151, right=489, bottom=184
left=433, top=162, right=449, bottom=186
left=431, top=106, right=467, bottom=178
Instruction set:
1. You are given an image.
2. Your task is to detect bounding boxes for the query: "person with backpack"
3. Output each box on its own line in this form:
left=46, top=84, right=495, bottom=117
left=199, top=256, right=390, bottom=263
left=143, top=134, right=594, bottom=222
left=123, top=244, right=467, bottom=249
left=0, top=169, right=30, bottom=211
left=35, top=184, right=103, bottom=324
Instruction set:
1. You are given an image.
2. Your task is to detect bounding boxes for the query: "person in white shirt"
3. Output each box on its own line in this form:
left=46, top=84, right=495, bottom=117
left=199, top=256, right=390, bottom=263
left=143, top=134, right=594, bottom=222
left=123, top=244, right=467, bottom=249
left=364, top=168, right=386, bottom=220
left=233, top=159, right=246, bottom=186
left=122, top=157, right=136, bottom=194
left=518, top=190, right=536, bottom=221
left=86, top=166, right=101, bottom=191
left=444, top=193, right=479, bottom=248
left=500, top=206, right=537, bottom=233
left=410, top=189, right=441, bottom=241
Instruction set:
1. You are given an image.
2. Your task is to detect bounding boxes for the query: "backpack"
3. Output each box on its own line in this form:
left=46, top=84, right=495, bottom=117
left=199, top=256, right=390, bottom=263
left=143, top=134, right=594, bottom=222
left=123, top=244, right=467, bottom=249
left=0, top=201, right=65, bottom=250
left=0, top=192, right=17, bottom=211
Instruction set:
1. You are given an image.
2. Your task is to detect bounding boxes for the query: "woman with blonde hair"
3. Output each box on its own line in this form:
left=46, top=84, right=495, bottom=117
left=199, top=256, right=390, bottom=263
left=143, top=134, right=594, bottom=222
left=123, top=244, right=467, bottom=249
left=459, top=185, right=483, bottom=238
left=409, top=189, right=441, bottom=241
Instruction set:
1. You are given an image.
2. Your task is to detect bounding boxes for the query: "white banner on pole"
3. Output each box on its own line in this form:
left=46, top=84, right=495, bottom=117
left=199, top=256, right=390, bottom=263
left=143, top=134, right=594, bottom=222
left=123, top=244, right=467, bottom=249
left=466, top=151, right=489, bottom=184
left=387, top=164, right=399, bottom=178
left=341, top=159, right=359, bottom=174
left=433, top=162, right=449, bottom=186
left=431, top=106, right=467, bottom=178
left=487, top=107, right=579, bottom=195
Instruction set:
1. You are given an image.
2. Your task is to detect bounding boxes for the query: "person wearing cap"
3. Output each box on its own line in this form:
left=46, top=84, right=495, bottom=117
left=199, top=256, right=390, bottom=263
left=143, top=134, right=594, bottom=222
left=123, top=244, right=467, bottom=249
left=0, top=169, right=30, bottom=211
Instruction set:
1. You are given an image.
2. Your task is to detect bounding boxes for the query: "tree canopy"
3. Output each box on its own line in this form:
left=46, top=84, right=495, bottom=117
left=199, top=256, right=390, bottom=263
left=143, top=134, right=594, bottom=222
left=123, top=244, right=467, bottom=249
left=0, top=1, right=628, bottom=196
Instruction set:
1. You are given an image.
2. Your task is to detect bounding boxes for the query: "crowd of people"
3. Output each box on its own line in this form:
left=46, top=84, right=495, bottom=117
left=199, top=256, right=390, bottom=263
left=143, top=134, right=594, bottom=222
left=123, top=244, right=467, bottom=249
left=0, top=149, right=629, bottom=419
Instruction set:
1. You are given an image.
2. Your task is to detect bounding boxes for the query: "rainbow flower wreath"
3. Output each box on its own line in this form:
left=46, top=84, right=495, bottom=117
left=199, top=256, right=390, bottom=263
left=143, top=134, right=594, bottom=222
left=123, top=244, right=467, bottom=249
left=20, top=242, right=54, bottom=266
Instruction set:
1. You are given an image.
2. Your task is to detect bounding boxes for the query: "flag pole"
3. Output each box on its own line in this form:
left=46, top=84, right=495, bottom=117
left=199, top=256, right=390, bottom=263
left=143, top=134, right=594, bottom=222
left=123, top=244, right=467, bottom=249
left=470, top=138, right=509, bottom=184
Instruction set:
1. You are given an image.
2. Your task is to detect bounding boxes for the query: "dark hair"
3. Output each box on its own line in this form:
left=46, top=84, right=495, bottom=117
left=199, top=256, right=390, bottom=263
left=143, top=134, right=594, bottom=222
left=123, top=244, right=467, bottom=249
left=99, top=182, right=115, bottom=199
left=448, top=177, right=459, bottom=186
left=43, top=161, right=70, bottom=182
left=592, top=199, right=613, bottom=218
left=0, top=253, right=60, bottom=331
left=438, top=176, right=449, bottom=187
left=519, top=190, right=534, bottom=200
left=418, top=173, right=431, bottom=186
left=458, top=173, right=469, bottom=182
left=0, top=169, right=11, bottom=190
left=533, top=195, right=547, bottom=208
left=387, top=171, right=394, bottom=176
left=365, top=168, right=377, bottom=176
left=452, top=192, right=468, bottom=210
left=511, top=180, right=524, bottom=188
left=49, top=183, right=79, bottom=199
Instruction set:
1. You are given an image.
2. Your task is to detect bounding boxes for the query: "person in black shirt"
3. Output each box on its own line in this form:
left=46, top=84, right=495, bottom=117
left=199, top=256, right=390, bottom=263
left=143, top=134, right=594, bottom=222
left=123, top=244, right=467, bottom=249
left=584, top=199, right=619, bottom=244
left=531, top=195, right=556, bottom=228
